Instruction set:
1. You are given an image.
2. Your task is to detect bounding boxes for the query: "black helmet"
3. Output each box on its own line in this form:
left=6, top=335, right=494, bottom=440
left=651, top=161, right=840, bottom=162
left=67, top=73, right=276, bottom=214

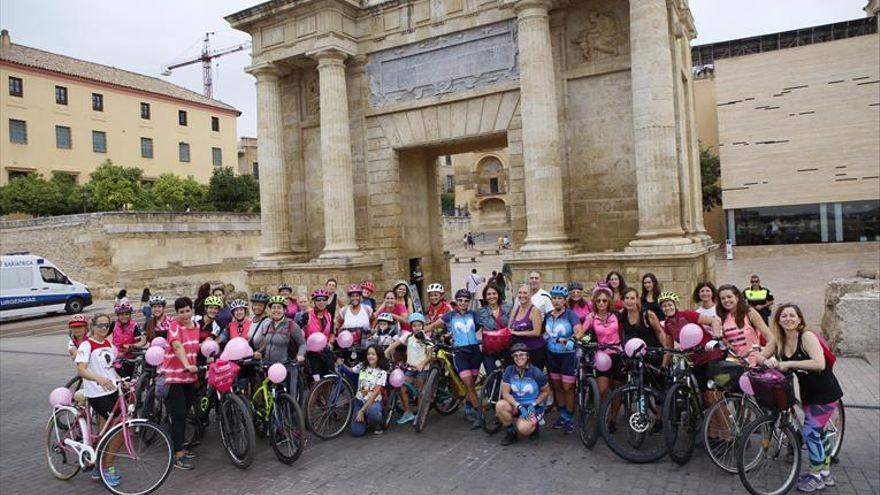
left=454, top=289, right=471, bottom=300
left=510, top=342, right=529, bottom=354
left=250, top=292, right=270, bottom=304
left=568, top=281, right=584, bottom=291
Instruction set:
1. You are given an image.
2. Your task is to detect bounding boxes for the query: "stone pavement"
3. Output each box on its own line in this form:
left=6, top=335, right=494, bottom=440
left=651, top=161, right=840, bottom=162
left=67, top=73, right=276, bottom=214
left=1, top=334, right=877, bottom=495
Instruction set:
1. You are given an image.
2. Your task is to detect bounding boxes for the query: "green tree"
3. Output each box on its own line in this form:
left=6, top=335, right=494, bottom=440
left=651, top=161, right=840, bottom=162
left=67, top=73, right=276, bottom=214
left=207, top=167, right=260, bottom=212
left=0, top=173, right=56, bottom=216
left=441, top=192, right=455, bottom=215
left=152, top=173, right=209, bottom=211
left=49, top=172, right=87, bottom=215
left=700, top=146, right=722, bottom=211
left=84, top=160, right=152, bottom=211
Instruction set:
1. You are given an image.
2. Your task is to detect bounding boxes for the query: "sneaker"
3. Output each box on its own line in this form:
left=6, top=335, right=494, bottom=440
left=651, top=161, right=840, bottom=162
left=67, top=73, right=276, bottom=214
left=463, top=404, right=475, bottom=421
left=501, top=430, right=518, bottom=446
left=373, top=428, right=384, bottom=435
left=89, top=466, right=101, bottom=481
left=796, top=473, right=825, bottom=492
left=396, top=412, right=416, bottom=425
left=173, top=457, right=194, bottom=471
left=94, top=466, right=120, bottom=487
left=563, top=419, right=576, bottom=434
left=820, top=472, right=835, bottom=487
left=181, top=450, right=197, bottom=460
left=551, top=417, right=567, bottom=430
left=470, top=416, right=485, bottom=430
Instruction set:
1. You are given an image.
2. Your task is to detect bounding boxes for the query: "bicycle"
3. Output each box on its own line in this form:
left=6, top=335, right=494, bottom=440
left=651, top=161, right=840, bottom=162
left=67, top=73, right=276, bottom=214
left=574, top=340, right=620, bottom=449
left=46, top=378, right=172, bottom=495
left=662, top=347, right=711, bottom=466
left=599, top=342, right=669, bottom=463
left=479, top=353, right=510, bottom=435
left=245, top=360, right=306, bottom=464
left=200, top=360, right=256, bottom=469
left=414, top=337, right=467, bottom=433
left=306, top=351, right=357, bottom=440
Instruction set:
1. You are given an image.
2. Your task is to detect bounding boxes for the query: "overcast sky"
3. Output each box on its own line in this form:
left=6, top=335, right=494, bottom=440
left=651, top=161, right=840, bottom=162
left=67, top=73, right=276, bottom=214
left=0, top=0, right=869, bottom=138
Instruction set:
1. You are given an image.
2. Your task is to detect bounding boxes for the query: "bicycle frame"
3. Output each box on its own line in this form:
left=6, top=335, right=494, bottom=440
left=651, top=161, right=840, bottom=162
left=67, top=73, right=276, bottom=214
left=434, top=347, right=467, bottom=397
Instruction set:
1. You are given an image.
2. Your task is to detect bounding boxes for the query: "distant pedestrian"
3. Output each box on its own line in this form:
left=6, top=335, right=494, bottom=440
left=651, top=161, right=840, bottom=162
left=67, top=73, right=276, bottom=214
left=744, top=274, right=774, bottom=324
left=114, top=289, right=128, bottom=307
left=463, top=233, right=469, bottom=250
left=465, top=269, right=484, bottom=311
left=194, top=282, right=211, bottom=317
left=140, top=288, right=152, bottom=320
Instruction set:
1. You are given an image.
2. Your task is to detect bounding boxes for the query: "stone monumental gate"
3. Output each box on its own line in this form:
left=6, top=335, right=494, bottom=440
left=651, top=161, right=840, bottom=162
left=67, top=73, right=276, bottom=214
left=227, top=0, right=715, bottom=299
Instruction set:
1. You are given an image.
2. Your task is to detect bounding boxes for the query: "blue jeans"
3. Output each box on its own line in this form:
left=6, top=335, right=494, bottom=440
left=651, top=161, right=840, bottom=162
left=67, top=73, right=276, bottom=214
left=350, top=398, right=383, bottom=437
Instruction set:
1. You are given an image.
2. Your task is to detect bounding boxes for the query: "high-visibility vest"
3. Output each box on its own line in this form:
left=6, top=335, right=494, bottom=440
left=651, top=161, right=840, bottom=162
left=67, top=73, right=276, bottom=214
left=744, top=288, right=769, bottom=302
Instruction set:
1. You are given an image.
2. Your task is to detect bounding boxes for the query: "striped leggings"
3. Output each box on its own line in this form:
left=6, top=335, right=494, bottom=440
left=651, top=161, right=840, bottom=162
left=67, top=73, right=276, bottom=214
left=801, top=401, right=838, bottom=473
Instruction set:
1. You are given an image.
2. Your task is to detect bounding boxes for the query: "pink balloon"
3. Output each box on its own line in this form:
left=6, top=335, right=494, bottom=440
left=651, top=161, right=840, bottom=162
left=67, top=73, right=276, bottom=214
left=201, top=339, right=220, bottom=358
left=306, top=332, right=328, bottom=353
left=594, top=351, right=612, bottom=372
left=337, top=330, right=354, bottom=349
left=49, top=387, right=73, bottom=408
left=145, top=346, right=165, bottom=367
left=679, top=323, right=705, bottom=350
left=739, top=374, right=754, bottom=395
left=624, top=338, right=647, bottom=358
left=268, top=363, right=287, bottom=384
left=150, top=336, right=168, bottom=349
left=220, top=337, right=254, bottom=361
left=389, top=368, right=405, bottom=388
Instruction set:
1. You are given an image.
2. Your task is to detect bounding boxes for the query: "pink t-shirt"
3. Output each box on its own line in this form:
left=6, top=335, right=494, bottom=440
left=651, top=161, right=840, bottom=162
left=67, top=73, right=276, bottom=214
left=584, top=312, right=621, bottom=352
left=162, top=320, right=200, bottom=384
left=390, top=303, right=411, bottom=332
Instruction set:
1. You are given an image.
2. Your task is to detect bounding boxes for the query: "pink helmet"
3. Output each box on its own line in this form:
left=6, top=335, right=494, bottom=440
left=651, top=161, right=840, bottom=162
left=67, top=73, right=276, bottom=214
left=114, top=303, right=133, bottom=314
left=591, top=283, right=613, bottom=299
left=68, top=313, right=88, bottom=327
left=346, top=283, right=363, bottom=295
left=361, top=281, right=375, bottom=292
left=311, top=288, right=330, bottom=300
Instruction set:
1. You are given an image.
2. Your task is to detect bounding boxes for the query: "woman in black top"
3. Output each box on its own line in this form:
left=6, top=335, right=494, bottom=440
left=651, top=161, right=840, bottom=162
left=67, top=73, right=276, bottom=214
left=761, top=303, right=843, bottom=492
left=640, top=273, right=663, bottom=322
left=619, top=288, right=666, bottom=387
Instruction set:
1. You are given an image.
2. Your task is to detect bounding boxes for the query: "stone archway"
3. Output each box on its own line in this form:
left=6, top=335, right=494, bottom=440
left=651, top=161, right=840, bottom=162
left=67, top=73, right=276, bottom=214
left=477, top=197, right=509, bottom=230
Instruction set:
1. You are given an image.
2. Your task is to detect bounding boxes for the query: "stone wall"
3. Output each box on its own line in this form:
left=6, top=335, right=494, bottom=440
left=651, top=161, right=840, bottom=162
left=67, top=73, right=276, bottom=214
left=821, top=274, right=880, bottom=356
left=0, top=212, right=260, bottom=298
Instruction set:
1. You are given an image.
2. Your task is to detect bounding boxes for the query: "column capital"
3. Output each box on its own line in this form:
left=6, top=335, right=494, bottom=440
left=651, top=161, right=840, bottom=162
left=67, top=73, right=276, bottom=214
left=245, top=63, right=282, bottom=81
left=511, top=0, right=554, bottom=17
left=307, top=47, right=355, bottom=67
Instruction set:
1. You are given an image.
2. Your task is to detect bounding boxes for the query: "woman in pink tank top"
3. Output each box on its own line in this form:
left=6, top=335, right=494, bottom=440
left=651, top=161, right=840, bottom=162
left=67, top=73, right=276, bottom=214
left=717, top=284, right=775, bottom=365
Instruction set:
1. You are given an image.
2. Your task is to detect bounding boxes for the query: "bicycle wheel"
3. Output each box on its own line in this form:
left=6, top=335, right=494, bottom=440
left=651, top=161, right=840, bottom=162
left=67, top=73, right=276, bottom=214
left=46, top=408, right=82, bottom=480
left=383, top=388, right=399, bottom=430
left=577, top=376, right=601, bottom=449
left=65, top=375, right=83, bottom=395
left=480, top=372, right=502, bottom=435
left=415, top=369, right=439, bottom=433
left=270, top=393, right=306, bottom=464
left=736, top=414, right=801, bottom=495
left=306, top=376, right=355, bottom=440
left=827, top=400, right=845, bottom=462
left=704, top=394, right=763, bottom=473
left=95, top=419, right=172, bottom=495
left=218, top=393, right=256, bottom=469
left=432, top=371, right=462, bottom=415
left=600, top=385, right=667, bottom=463
left=663, top=383, right=699, bottom=466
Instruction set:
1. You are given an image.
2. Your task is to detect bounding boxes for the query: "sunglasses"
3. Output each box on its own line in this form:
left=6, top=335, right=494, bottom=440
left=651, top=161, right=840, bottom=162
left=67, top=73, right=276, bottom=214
left=512, top=352, right=528, bottom=358
left=456, top=298, right=470, bottom=302
left=596, top=299, right=609, bottom=304
left=314, top=298, right=328, bottom=302
left=94, top=323, right=110, bottom=329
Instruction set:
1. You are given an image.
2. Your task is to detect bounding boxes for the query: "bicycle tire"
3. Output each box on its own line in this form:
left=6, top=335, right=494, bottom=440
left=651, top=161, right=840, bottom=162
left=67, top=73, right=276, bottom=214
left=828, top=400, right=845, bottom=463
left=703, top=394, right=762, bottom=474
left=45, top=408, right=81, bottom=480
left=736, top=414, right=801, bottom=495
left=306, top=376, right=355, bottom=440
left=432, top=370, right=462, bottom=415
left=270, top=393, right=306, bottom=464
left=663, top=382, right=699, bottom=466
left=416, top=368, right=439, bottom=433
left=600, top=385, right=668, bottom=463
left=95, top=419, right=172, bottom=495
left=383, top=388, right=399, bottom=430
left=480, top=371, right=503, bottom=435
left=577, top=376, right=601, bottom=449
left=219, top=393, right=256, bottom=469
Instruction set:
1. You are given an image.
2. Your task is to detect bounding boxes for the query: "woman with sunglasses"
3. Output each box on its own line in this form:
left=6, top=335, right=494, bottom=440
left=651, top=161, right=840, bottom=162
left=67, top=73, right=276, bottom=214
left=496, top=342, right=551, bottom=446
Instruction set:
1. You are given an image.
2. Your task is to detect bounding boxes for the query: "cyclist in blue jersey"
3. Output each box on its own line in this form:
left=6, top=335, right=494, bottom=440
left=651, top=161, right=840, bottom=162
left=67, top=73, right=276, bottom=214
left=425, top=289, right=484, bottom=429
left=543, top=284, right=583, bottom=433
left=497, top=342, right=551, bottom=445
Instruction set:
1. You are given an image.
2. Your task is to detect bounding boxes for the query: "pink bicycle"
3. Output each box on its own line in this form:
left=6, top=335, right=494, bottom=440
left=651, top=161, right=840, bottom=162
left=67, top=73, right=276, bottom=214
left=46, top=378, right=172, bottom=495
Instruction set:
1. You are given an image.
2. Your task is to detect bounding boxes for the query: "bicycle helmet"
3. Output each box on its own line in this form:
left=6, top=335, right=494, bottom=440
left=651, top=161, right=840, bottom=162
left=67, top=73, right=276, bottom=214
left=114, top=303, right=133, bottom=314
left=361, top=280, right=375, bottom=292
left=204, top=295, right=223, bottom=308
left=278, top=282, right=292, bottom=292
left=408, top=312, right=426, bottom=325
left=567, top=281, right=584, bottom=291
left=510, top=342, right=529, bottom=354
left=454, top=289, right=471, bottom=300
left=68, top=313, right=88, bottom=327
left=268, top=295, right=287, bottom=307
left=148, top=295, right=166, bottom=306
left=657, top=291, right=680, bottom=305
left=311, top=288, right=330, bottom=300
left=591, top=283, right=613, bottom=299
left=346, top=283, right=363, bottom=295
left=549, top=284, right=569, bottom=298
left=427, top=283, right=445, bottom=294
left=377, top=312, right=394, bottom=323
left=250, top=291, right=270, bottom=304
left=229, top=299, right=248, bottom=310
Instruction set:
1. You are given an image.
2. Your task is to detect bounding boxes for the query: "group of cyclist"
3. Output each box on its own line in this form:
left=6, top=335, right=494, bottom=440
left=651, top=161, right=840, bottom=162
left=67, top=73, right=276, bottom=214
left=67, top=270, right=844, bottom=493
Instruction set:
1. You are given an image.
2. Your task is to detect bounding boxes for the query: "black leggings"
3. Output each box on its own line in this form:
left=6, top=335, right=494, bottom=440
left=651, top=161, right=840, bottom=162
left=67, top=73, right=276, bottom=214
left=306, top=350, right=335, bottom=379
left=165, top=383, right=195, bottom=453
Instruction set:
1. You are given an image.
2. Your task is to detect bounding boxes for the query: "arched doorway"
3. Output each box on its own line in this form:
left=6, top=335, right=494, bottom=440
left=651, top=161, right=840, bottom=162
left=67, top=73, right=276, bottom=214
left=478, top=197, right=508, bottom=230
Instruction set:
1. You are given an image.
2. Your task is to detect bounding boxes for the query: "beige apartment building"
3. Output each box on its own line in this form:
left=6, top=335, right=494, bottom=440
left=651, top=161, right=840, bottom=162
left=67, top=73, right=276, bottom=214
left=692, top=12, right=879, bottom=246
left=237, top=136, right=258, bottom=178
left=0, top=30, right=240, bottom=185
left=445, top=150, right=511, bottom=232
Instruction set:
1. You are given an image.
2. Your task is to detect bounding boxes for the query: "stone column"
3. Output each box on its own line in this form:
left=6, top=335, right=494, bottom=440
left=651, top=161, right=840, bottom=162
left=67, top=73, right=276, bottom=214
left=682, top=35, right=709, bottom=239
left=313, top=49, right=359, bottom=258
left=628, top=0, right=691, bottom=248
left=250, top=64, right=292, bottom=258
left=514, top=0, right=571, bottom=252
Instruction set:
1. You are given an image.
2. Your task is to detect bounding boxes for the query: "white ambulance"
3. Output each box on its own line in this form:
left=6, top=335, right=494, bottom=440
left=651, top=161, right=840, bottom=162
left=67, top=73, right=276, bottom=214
left=0, top=253, right=92, bottom=318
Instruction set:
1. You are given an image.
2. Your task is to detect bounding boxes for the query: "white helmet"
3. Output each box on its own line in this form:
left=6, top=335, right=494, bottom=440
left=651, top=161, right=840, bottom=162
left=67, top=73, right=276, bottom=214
left=427, top=283, right=445, bottom=294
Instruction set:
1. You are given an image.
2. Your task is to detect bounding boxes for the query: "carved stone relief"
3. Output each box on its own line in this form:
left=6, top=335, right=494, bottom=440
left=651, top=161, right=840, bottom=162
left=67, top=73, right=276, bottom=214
left=566, top=4, right=629, bottom=70
left=301, top=72, right=320, bottom=120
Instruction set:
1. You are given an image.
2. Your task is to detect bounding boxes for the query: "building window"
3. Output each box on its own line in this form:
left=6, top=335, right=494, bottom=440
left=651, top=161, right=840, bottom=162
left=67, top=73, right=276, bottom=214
left=55, top=126, right=72, bottom=149
left=445, top=156, right=452, bottom=167
left=179, top=142, right=190, bottom=162
left=8, top=76, right=22, bottom=97
left=212, top=147, right=222, bottom=167
left=841, top=200, right=880, bottom=242
left=92, top=93, right=103, bottom=112
left=211, top=116, right=220, bottom=132
left=8, top=119, right=27, bottom=144
left=252, top=162, right=259, bottom=179
left=55, top=85, right=68, bottom=105
left=7, top=170, right=31, bottom=182
left=141, top=137, right=153, bottom=158
left=178, top=110, right=187, bottom=126
left=732, top=204, right=822, bottom=246
left=140, top=102, right=151, bottom=120
left=92, top=131, right=107, bottom=153
left=445, top=175, right=454, bottom=193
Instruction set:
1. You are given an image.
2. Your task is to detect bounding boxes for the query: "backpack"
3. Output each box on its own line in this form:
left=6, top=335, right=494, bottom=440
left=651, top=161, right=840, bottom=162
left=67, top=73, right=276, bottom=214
left=208, top=360, right=240, bottom=394
left=811, top=330, right=836, bottom=370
